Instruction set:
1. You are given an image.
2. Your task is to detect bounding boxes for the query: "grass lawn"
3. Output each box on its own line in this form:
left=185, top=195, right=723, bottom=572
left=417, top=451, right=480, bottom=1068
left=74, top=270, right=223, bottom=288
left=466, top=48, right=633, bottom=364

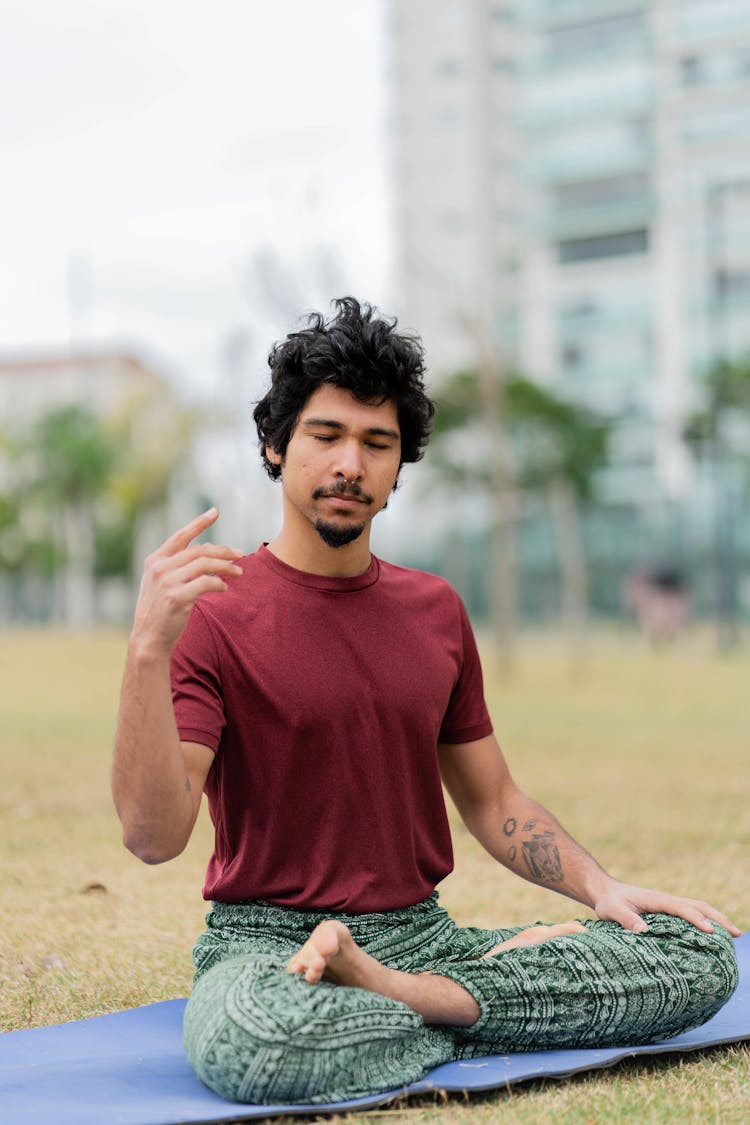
left=1, top=627, right=748, bottom=1123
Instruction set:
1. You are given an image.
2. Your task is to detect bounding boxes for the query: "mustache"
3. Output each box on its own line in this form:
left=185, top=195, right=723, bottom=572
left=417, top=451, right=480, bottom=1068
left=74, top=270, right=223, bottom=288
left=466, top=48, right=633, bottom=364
left=312, top=481, right=374, bottom=505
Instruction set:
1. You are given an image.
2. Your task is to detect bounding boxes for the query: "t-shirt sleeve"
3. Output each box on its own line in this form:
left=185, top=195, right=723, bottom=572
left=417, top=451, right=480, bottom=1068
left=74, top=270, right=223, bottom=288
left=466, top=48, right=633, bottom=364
left=170, top=604, right=225, bottom=752
left=437, top=595, right=494, bottom=744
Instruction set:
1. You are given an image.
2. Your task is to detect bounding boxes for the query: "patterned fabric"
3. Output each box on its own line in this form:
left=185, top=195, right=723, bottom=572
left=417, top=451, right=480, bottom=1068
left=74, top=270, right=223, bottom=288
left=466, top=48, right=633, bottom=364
left=183, top=894, right=738, bottom=1105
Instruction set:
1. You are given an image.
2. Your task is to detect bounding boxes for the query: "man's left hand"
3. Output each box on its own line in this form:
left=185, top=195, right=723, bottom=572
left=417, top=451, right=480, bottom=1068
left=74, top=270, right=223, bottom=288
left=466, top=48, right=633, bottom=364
left=593, top=880, right=741, bottom=936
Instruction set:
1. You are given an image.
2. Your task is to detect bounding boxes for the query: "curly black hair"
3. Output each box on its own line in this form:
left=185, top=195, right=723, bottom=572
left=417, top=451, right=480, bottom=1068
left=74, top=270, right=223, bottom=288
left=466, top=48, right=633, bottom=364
left=253, top=297, right=435, bottom=480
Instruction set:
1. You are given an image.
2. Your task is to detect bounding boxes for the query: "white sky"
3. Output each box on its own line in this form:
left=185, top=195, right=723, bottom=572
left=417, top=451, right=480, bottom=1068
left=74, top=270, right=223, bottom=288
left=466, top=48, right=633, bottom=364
left=0, top=0, right=391, bottom=397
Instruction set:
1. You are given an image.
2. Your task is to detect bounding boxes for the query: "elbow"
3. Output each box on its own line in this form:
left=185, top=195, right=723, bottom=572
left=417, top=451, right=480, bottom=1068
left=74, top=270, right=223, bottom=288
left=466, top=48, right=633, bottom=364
left=121, top=826, right=187, bottom=866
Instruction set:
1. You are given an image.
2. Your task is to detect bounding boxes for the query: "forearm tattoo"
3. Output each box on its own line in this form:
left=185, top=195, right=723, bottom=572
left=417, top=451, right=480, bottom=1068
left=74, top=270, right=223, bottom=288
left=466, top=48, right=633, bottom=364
left=521, top=830, right=564, bottom=884
left=503, top=811, right=565, bottom=883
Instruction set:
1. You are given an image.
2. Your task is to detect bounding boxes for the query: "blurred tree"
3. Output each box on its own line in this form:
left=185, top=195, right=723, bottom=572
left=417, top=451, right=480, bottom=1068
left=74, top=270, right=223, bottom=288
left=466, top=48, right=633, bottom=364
left=431, top=357, right=518, bottom=664
left=105, top=381, right=197, bottom=595
left=30, top=405, right=115, bottom=627
left=684, top=353, right=750, bottom=463
left=431, top=369, right=612, bottom=655
left=0, top=382, right=197, bottom=626
left=683, top=352, right=750, bottom=648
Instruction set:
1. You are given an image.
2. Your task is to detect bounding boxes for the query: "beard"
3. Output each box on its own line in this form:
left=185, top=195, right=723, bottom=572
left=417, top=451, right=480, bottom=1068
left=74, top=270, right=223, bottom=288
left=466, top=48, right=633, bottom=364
left=311, top=480, right=373, bottom=548
left=314, top=518, right=367, bottom=548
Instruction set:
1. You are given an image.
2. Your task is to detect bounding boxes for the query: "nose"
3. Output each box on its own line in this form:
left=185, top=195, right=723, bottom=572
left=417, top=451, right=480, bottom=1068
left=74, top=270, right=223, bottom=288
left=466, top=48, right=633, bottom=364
left=333, top=439, right=365, bottom=483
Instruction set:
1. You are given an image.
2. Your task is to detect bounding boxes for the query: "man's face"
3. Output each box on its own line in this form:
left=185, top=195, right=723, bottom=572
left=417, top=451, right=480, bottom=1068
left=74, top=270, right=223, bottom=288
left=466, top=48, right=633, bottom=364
left=266, top=384, right=402, bottom=549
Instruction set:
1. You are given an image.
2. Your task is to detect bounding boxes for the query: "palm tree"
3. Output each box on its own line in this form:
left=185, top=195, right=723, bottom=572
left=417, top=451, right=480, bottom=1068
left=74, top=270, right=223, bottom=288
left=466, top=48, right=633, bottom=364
left=683, top=352, right=750, bottom=648
left=32, top=405, right=115, bottom=627
left=431, top=369, right=612, bottom=657
left=105, top=381, right=197, bottom=596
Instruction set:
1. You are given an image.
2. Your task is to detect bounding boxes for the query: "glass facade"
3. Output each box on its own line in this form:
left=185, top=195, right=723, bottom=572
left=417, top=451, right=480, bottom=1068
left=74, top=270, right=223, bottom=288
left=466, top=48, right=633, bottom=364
left=388, top=0, right=750, bottom=618
left=521, top=0, right=750, bottom=411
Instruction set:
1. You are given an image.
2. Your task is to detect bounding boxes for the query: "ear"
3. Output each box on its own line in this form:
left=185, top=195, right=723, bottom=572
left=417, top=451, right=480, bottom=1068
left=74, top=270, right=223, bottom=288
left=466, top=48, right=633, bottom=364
left=266, top=444, right=283, bottom=467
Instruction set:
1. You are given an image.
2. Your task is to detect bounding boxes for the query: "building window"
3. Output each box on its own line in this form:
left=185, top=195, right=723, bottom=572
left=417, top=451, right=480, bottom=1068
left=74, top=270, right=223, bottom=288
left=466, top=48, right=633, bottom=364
left=437, top=58, right=463, bottom=78
left=714, top=268, right=750, bottom=296
left=558, top=230, right=649, bottom=264
left=554, top=172, right=649, bottom=210
left=680, top=55, right=703, bottom=86
left=680, top=0, right=750, bottom=37
left=561, top=343, right=584, bottom=369
left=560, top=300, right=598, bottom=318
left=685, top=103, right=750, bottom=142
left=545, top=10, right=646, bottom=57
left=681, top=48, right=750, bottom=86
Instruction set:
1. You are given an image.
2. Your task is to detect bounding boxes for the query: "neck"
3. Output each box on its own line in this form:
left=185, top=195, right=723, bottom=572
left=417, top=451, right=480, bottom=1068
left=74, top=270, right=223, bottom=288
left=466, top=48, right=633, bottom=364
left=266, top=527, right=373, bottom=577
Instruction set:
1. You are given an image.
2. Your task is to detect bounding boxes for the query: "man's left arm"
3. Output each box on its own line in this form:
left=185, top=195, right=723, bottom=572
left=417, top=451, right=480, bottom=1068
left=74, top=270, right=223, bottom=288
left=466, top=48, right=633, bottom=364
left=438, top=735, right=740, bottom=936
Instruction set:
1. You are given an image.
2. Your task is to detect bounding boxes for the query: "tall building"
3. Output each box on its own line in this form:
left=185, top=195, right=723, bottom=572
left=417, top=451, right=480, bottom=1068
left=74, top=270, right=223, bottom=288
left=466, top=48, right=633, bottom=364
left=387, top=0, right=750, bottom=505
left=388, top=1, right=520, bottom=375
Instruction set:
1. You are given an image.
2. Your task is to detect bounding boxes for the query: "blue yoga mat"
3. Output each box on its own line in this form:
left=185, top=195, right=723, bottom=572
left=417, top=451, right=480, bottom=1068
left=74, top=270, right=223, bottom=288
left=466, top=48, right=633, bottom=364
left=2, top=933, right=748, bottom=1124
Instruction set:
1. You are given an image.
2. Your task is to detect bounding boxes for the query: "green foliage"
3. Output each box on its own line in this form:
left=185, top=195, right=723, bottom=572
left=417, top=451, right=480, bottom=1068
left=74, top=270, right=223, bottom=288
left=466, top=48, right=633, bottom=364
left=432, top=368, right=612, bottom=501
left=684, top=353, right=750, bottom=461
left=32, top=405, right=115, bottom=504
left=0, top=384, right=196, bottom=586
left=0, top=478, right=59, bottom=576
left=94, top=513, right=138, bottom=580
left=106, top=383, right=196, bottom=520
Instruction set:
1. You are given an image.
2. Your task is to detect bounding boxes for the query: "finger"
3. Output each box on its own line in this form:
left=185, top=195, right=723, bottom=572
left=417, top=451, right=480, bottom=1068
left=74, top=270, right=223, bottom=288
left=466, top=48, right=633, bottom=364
left=699, top=904, right=741, bottom=937
left=177, top=574, right=234, bottom=601
left=174, top=556, right=243, bottom=586
left=177, top=542, right=244, bottom=566
left=603, top=906, right=649, bottom=933
left=642, top=901, right=721, bottom=935
left=158, top=508, right=221, bottom=557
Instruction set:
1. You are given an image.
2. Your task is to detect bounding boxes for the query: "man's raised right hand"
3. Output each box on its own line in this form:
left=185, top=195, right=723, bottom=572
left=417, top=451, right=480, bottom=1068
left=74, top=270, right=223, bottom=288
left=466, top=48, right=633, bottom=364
left=130, top=508, right=243, bottom=658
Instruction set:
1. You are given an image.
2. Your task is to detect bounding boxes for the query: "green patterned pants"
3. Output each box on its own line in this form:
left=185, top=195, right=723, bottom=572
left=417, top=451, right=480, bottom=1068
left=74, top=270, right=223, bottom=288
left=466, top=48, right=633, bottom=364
left=183, top=893, right=738, bottom=1105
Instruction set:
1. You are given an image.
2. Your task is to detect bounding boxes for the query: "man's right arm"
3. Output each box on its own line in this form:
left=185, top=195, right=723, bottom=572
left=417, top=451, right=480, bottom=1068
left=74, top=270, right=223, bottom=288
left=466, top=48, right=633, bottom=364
left=111, top=508, right=243, bottom=864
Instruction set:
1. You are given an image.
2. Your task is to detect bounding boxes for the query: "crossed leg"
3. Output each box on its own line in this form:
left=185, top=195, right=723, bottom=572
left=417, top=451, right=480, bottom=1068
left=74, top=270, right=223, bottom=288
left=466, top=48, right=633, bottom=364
left=285, top=919, right=586, bottom=1028
left=187, top=909, right=738, bottom=1104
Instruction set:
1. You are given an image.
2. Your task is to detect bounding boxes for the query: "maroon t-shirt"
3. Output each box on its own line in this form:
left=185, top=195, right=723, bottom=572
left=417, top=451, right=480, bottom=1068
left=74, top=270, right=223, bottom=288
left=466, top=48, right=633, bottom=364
left=171, top=545, right=493, bottom=912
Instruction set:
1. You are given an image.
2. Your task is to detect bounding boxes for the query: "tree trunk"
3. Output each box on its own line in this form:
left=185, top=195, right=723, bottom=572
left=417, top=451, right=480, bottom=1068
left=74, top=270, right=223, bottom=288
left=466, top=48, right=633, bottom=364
left=549, top=479, right=588, bottom=668
left=478, top=354, right=518, bottom=670
left=62, top=500, right=95, bottom=628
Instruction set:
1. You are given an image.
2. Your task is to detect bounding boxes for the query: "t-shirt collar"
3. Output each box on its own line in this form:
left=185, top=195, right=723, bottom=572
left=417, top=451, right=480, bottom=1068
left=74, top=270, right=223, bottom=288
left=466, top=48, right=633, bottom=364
left=258, top=543, right=380, bottom=592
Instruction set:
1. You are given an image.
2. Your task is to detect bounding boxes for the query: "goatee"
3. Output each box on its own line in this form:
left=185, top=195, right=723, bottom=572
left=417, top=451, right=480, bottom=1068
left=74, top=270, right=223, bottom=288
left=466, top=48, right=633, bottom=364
left=314, top=519, right=366, bottom=548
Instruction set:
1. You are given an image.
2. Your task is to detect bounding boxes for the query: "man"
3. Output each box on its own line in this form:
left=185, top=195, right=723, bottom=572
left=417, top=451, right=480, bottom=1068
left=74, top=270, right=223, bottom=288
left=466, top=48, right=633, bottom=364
left=112, top=297, right=739, bottom=1107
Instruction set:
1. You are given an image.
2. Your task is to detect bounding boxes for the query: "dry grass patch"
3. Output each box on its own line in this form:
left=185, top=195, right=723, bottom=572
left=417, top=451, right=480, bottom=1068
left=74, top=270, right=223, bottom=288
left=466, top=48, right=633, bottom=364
left=1, top=627, right=748, bottom=1121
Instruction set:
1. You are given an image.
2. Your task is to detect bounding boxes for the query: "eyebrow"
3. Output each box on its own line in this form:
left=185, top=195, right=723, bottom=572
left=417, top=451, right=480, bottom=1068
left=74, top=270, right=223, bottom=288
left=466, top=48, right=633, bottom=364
left=301, top=417, right=401, bottom=440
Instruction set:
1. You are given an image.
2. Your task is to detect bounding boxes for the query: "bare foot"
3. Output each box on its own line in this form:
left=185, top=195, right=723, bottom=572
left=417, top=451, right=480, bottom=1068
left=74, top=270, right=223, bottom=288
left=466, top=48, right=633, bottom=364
left=485, top=920, right=586, bottom=957
left=286, top=919, right=481, bottom=1026
left=286, top=920, right=384, bottom=987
